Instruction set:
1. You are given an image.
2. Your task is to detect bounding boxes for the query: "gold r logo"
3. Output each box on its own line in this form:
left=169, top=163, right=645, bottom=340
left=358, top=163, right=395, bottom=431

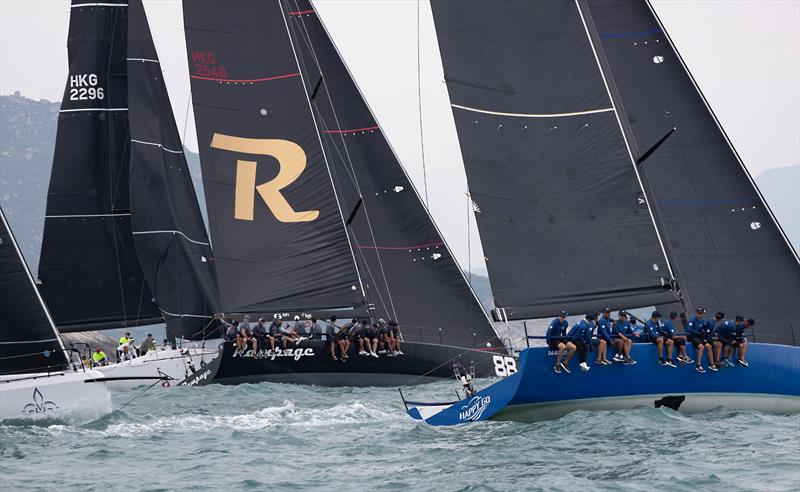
left=210, top=133, right=319, bottom=223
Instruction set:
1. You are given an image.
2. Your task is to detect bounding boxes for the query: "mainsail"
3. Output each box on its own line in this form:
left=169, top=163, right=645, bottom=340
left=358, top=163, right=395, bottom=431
left=1, top=207, right=69, bottom=376
left=581, top=0, right=800, bottom=345
left=127, top=0, right=221, bottom=340
left=430, top=0, right=679, bottom=320
left=285, top=0, right=500, bottom=347
left=183, top=0, right=365, bottom=316
left=38, top=0, right=162, bottom=331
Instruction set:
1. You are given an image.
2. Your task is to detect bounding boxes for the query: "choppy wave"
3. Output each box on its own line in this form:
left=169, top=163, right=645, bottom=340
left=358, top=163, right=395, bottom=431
left=1, top=381, right=798, bottom=491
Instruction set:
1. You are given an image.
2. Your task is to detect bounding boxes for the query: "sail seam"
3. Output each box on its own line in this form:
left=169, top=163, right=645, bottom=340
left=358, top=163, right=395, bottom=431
left=72, top=3, right=128, bottom=7
left=131, top=139, right=183, bottom=154
left=45, top=213, right=131, bottom=218
left=159, top=308, right=214, bottom=319
left=357, top=242, right=444, bottom=251
left=574, top=0, right=676, bottom=281
left=59, top=107, right=128, bottom=113
left=132, top=230, right=210, bottom=246
left=0, top=338, right=62, bottom=345
left=321, top=126, right=379, bottom=134
left=451, top=104, right=614, bottom=119
left=189, top=73, right=300, bottom=83
left=127, top=57, right=159, bottom=63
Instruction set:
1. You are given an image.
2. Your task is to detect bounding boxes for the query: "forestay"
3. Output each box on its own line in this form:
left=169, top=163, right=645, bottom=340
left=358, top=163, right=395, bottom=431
left=430, top=0, right=678, bottom=320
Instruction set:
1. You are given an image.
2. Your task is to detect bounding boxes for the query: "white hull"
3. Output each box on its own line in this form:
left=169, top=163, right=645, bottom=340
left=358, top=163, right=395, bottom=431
left=494, top=393, right=800, bottom=423
left=96, top=347, right=218, bottom=391
left=0, top=370, right=112, bottom=422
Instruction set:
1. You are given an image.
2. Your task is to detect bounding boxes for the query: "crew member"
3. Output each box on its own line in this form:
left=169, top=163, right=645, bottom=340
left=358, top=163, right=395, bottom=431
left=644, top=312, right=674, bottom=367
left=140, top=334, right=156, bottom=356
left=566, top=313, right=595, bottom=372
left=92, top=347, right=108, bottom=366
left=594, top=308, right=614, bottom=366
left=736, top=318, right=754, bottom=367
left=388, top=320, right=403, bottom=355
left=546, top=310, right=575, bottom=373
left=707, top=311, right=725, bottom=370
left=612, top=311, right=635, bottom=364
left=658, top=311, right=691, bottom=364
left=325, top=316, right=343, bottom=361
left=687, top=307, right=713, bottom=372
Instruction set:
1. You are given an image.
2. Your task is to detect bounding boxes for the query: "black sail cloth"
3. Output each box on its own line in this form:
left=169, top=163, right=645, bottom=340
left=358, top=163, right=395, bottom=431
left=38, top=0, right=161, bottom=331
left=582, top=0, right=800, bottom=345
left=284, top=0, right=501, bottom=348
left=183, top=0, right=364, bottom=315
left=127, top=0, right=221, bottom=340
left=1, top=208, right=69, bottom=376
left=430, top=0, right=677, bottom=320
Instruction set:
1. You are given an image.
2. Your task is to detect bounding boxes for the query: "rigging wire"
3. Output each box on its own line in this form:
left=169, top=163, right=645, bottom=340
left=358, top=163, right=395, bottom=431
left=416, top=0, right=430, bottom=208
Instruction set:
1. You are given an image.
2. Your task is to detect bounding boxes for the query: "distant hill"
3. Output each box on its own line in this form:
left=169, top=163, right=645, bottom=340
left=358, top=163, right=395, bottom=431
left=755, top=165, right=800, bottom=252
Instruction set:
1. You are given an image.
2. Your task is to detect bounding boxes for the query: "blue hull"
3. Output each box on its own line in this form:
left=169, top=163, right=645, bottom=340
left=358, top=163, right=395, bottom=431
left=407, top=343, right=800, bottom=426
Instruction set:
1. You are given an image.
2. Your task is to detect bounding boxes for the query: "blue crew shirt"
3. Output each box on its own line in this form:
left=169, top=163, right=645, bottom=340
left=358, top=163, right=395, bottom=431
left=546, top=317, right=569, bottom=346
left=597, top=316, right=614, bottom=344
left=686, top=316, right=705, bottom=336
left=658, top=319, right=677, bottom=338
left=716, top=320, right=736, bottom=338
left=643, top=319, right=662, bottom=341
left=613, top=319, right=631, bottom=338
left=567, top=320, right=592, bottom=344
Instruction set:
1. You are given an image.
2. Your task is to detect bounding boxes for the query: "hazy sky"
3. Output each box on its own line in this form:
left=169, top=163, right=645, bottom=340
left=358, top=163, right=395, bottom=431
left=1, top=0, right=798, bottom=270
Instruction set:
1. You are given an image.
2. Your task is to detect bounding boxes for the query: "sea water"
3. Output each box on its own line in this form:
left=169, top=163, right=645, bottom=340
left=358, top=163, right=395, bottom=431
left=1, top=380, right=798, bottom=491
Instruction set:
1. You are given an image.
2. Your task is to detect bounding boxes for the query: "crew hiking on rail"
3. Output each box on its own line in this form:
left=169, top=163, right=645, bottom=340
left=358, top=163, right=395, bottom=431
left=546, top=307, right=753, bottom=374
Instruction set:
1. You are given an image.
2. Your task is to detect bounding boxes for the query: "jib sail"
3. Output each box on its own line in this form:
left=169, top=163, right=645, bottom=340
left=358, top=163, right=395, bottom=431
left=127, top=0, right=221, bottom=340
left=285, top=0, right=500, bottom=348
left=1, top=207, right=69, bottom=376
left=581, top=0, right=800, bottom=345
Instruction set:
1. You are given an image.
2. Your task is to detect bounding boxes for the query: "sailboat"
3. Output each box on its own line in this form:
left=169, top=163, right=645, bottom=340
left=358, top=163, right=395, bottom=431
left=0, top=206, right=112, bottom=421
left=37, top=0, right=513, bottom=388
left=37, top=0, right=219, bottom=390
left=404, top=0, right=800, bottom=424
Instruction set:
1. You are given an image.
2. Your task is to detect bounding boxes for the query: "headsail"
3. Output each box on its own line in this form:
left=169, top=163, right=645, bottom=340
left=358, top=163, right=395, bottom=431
left=38, top=0, right=161, bottom=331
left=127, top=0, right=221, bottom=340
left=581, top=0, right=800, bottom=345
left=430, top=0, right=678, bottom=320
left=183, top=0, right=365, bottom=315
left=1, top=207, right=69, bottom=376
left=285, top=0, right=501, bottom=347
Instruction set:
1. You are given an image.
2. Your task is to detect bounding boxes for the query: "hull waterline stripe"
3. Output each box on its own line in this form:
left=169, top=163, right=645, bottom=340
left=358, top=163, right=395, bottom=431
left=190, top=73, right=300, bottom=83
left=59, top=107, right=128, bottom=113
left=451, top=104, right=614, bottom=119
left=72, top=3, right=128, bottom=7
left=322, top=126, right=380, bottom=134
left=357, top=241, right=444, bottom=251
left=46, top=213, right=131, bottom=218
left=132, top=230, right=210, bottom=246
left=127, top=57, right=159, bottom=63
left=131, top=139, right=183, bottom=154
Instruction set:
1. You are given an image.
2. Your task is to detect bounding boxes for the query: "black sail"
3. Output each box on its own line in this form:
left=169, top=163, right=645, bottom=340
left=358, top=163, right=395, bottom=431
left=284, top=0, right=500, bottom=348
left=183, top=0, right=364, bottom=315
left=430, top=0, right=678, bottom=320
left=127, top=0, right=220, bottom=340
left=582, top=0, right=800, bottom=345
left=38, top=0, right=161, bottom=331
left=1, top=208, right=69, bottom=376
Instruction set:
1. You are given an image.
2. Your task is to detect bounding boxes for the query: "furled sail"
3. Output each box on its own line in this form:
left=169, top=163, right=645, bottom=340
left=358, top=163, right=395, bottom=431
left=284, top=0, right=500, bottom=347
left=183, top=0, right=365, bottom=315
left=430, top=0, right=679, bottom=320
left=581, top=0, right=800, bottom=345
left=38, top=0, right=161, bottom=331
left=127, top=0, right=221, bottom=340
left=1, top=207, right=69, bottom=376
